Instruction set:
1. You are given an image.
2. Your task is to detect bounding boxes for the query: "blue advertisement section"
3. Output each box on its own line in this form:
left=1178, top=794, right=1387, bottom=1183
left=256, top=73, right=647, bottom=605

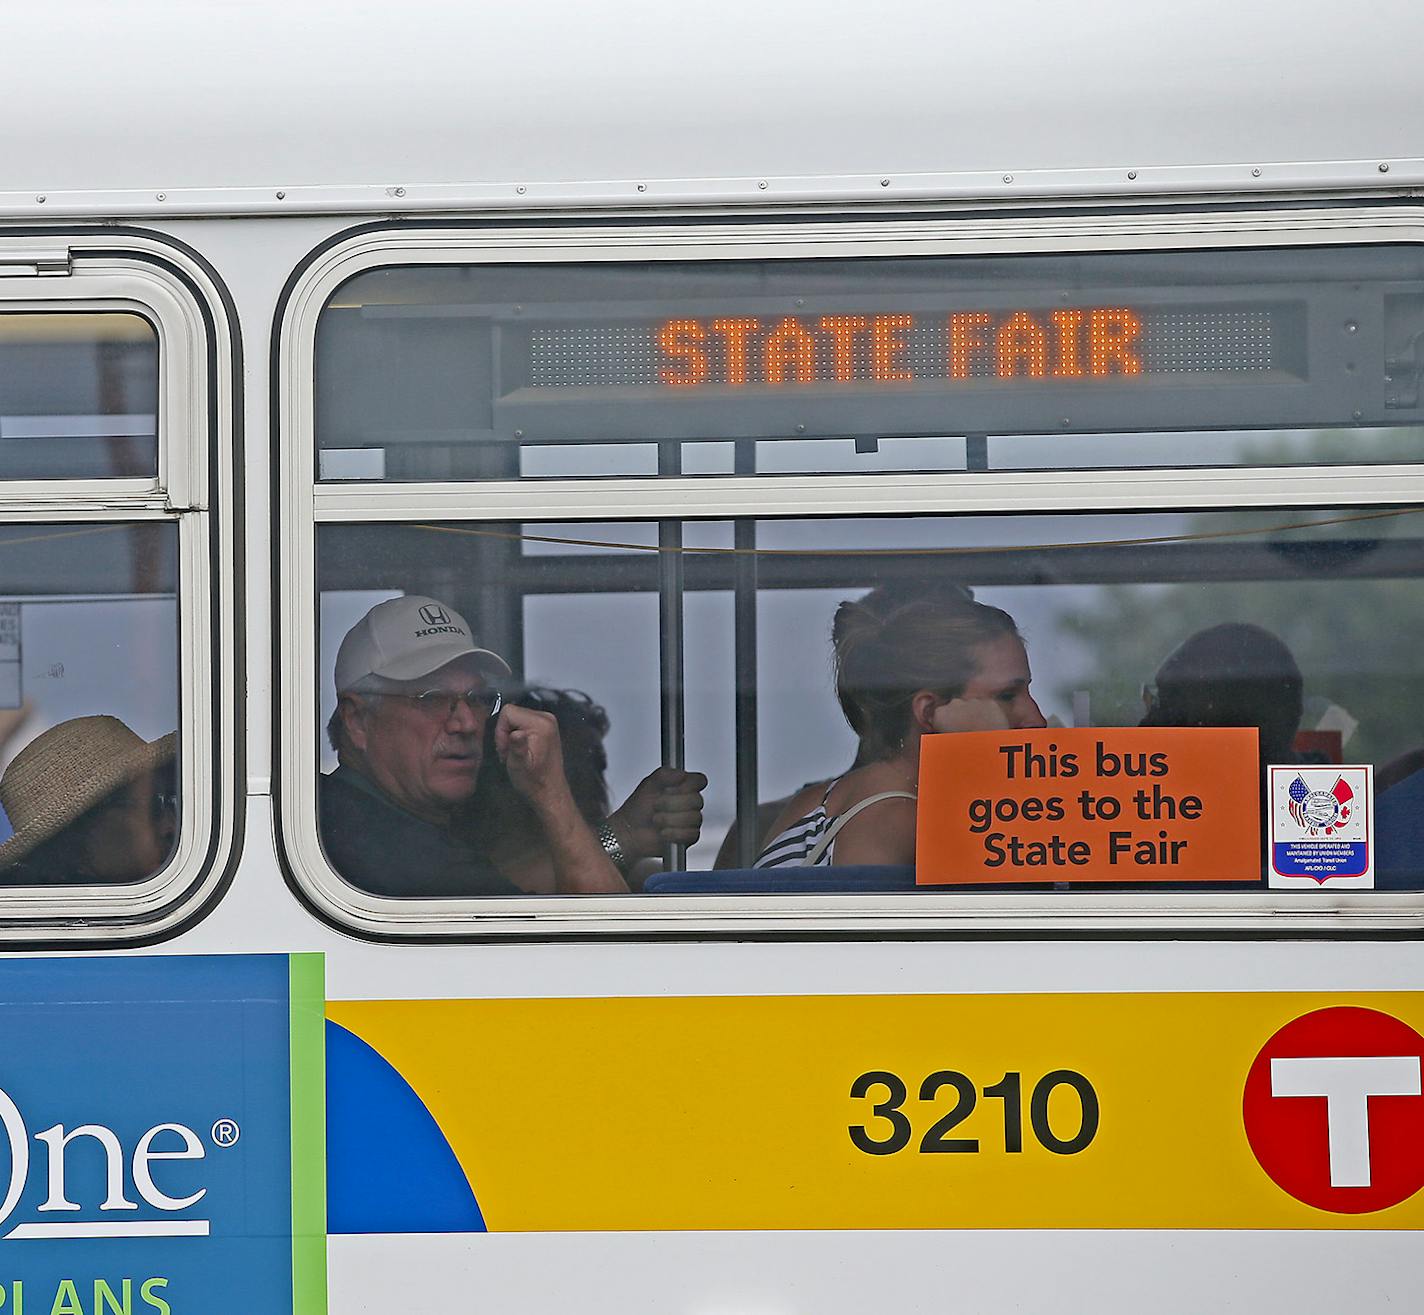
left=0, top=956, right=298, bottom=1314
left=1273, top=840, right=1369, bottom=879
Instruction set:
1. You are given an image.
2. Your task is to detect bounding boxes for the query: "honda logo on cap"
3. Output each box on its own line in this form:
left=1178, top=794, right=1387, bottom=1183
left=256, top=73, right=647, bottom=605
left=418, top=604, right=450, bottom=627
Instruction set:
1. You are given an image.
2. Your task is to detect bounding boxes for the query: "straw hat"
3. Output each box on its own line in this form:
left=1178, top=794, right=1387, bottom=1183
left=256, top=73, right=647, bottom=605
left=0, top=716, right=176, bottom=869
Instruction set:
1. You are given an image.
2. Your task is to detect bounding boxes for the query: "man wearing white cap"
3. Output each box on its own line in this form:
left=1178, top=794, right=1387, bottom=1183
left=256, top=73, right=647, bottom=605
left=322, top=595, right=632, bottom=895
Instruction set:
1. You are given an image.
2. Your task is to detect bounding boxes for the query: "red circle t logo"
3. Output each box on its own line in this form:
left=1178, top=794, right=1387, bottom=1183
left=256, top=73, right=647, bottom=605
left=1243, top=1007, right=1424, bottom=1213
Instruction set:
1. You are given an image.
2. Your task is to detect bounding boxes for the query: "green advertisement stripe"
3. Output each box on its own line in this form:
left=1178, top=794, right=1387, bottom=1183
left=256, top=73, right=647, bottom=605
left=289, top=953, right=328, bottom=1315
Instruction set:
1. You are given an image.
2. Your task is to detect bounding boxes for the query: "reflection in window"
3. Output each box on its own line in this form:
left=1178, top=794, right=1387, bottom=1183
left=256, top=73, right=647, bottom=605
left=0, top=523, right=179, bottom=884
left=315, top=508, right=1424, bottom=894
left=0, top=314, right=159, bottom=479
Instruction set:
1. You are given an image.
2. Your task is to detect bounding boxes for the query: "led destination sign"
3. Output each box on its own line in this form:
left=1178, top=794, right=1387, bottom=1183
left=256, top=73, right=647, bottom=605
left=316, top=246, right=1424, bottom=458
left=527, top=304, right=1285, bottom=392
left=656, top=308, right=1146, bottom=387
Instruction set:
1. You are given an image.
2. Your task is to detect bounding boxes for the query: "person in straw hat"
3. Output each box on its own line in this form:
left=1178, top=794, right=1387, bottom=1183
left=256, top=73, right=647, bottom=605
left=0, top=716, right=177, bottom=884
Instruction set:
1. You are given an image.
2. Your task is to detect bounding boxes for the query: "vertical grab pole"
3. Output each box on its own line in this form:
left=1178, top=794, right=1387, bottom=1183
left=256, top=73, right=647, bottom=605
left=658, top=442, right=686, bottom=872
left=733, top=437, right=760, bottom=867
left=733, top=517, right=760, bottom=867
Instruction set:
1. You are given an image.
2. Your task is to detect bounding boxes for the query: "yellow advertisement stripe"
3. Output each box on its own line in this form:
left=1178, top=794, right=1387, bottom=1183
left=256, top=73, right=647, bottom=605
left=327, top=993, right=1424, bottom=1231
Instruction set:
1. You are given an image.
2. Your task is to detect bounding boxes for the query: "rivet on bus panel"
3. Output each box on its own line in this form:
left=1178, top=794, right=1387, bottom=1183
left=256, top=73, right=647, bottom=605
left=1127, top=170, right=1137, bottom=180
left=34, top=195, right=45, bottom=203
left=759, top=180, right=769, bottom=190
left=1003, top=174, right=1013, bottom=183
left=1379, top=162, right=1391, bottom=172
left=880, top=178, right=891, bottom=187
left=637, top=184, right=647, bottom=192
left=1252, top=168, right=1262, bottom=177
left=156, top=192, right=166, bottom=201
left=275, top=191, right=286, bottom=200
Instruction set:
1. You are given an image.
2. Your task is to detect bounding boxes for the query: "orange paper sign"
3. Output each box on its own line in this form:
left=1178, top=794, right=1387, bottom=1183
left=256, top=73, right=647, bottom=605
left=915, top=727, right=1261, bottom=885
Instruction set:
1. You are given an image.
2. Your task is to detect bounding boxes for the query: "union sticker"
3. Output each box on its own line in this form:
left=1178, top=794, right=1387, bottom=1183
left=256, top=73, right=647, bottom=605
left=1268, top=763, right=1374, bottom=888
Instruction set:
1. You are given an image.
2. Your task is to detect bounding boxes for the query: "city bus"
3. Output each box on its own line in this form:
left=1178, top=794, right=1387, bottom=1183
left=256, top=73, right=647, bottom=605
left=0, top=0, right=1422, bottom=1310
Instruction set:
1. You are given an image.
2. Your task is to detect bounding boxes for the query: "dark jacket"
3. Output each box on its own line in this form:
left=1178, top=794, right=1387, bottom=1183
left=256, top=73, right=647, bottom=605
left=318, top=765, right=520, bottom=897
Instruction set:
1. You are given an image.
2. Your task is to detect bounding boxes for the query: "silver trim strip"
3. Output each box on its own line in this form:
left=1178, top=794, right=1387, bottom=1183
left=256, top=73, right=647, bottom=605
left=3, top=160, right=1423, bottom=218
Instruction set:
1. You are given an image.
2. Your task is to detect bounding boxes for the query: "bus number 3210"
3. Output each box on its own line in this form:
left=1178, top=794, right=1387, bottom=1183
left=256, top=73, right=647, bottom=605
left=848, top=1069, right=1100, bottom=1156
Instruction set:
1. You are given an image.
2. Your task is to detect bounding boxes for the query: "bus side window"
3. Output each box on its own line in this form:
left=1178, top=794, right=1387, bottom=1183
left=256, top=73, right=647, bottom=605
left=0, top=252, right=236, bottom=939
left=283, top=232, right=1424, bottom=933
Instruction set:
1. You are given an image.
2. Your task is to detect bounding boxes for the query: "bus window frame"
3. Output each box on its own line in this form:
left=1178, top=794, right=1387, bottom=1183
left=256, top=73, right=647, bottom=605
left=0, top=239, right=237, bottom=942
left=0, top=274, right=208, bottom=506
left=276, top=207, right=1424, bottom=939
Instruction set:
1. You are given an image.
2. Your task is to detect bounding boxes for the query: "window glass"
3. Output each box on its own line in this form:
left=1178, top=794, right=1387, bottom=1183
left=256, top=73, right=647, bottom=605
left=315, top=248, right=1424, bottom=481
left=0, top=523, right=179, bottom=885
left=315, top=507, right=1424, bottom=895
left=0, top=314, right=159, bottom=479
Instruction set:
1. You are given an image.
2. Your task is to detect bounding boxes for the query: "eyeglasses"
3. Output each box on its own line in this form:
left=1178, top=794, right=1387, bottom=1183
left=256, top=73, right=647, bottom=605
left=379, top=688, right=503, bottom=720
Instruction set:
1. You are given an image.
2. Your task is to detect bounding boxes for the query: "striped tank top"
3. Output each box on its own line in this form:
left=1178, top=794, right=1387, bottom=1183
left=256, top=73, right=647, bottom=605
left=752, top=780, right=917, bottom=869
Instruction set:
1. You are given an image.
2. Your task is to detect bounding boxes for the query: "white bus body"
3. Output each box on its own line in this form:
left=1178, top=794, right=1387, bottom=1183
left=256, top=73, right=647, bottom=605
left=0, top=1, right=1421, bottom=1311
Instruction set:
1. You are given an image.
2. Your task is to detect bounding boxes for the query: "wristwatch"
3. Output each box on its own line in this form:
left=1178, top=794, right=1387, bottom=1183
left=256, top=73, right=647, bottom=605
left=596, top=821, right=629, bottom=872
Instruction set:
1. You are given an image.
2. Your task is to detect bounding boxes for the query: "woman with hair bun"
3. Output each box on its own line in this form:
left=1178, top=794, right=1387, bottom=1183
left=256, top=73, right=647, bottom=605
left=753, top=584, right=1046, bottom=869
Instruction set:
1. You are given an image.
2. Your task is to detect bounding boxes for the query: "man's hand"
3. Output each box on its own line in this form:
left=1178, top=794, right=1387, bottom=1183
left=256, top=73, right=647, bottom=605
left=608, top=766, right=708, bottom=861
left=494, top=703, right=570, bottom=808
left=494, top=703, right=628, bottom=894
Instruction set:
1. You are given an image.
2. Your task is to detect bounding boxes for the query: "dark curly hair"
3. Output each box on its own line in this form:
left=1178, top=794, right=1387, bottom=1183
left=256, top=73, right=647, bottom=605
left=454, top=686, right=612, bottom=857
